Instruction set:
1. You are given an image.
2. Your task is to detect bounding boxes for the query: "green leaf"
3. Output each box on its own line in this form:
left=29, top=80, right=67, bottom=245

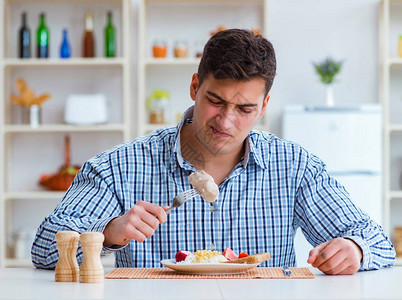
left=312, top=57, right=343, bottom=84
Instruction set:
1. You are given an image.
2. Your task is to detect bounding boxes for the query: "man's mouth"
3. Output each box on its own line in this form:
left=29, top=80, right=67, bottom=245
left=211, top=126, right=231, bottom=138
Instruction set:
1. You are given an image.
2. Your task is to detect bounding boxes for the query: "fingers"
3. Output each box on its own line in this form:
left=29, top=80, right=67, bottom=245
left=308, top=238, right=362, bottom=275
left=124, top=201, right=167, bottom=243
left=136, top=201, right=167, bottom=224
left=162, top=206, right=171, bottom=215
left=104, top=201, right=168, bottom=246
left=310, top=242, right=339, bottom=269
left=307, top=240, right=329, bottom=264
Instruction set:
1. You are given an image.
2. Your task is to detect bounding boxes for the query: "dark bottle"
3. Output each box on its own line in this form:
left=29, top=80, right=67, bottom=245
left=36, top=13, right=49, bottom=58
left=83, top=13, right=95, bottom=57
left=59, top=29, right=71, bottom=58
left=19, top=12, right=31, bottom=58
left=104, top=11, right=116, bottom=57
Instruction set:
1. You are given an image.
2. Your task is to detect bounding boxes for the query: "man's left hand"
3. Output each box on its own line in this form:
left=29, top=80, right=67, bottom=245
left=307, top=237, right=363, bottom=275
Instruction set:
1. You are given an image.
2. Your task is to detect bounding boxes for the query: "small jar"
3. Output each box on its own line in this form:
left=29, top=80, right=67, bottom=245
left=398, top=35, right=402, bottom=58
left=152, top=40, right=167, bottom=58
left=147, top=90, right=169, bottom=124
left=174, top=40, right=188, bottom=58
left=14, top=228, right=37, bottom=259
left=395, top=226, right=402, bottom=257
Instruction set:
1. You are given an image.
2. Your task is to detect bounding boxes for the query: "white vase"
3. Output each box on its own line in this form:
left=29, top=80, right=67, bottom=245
left=326, top=85, right=334, bottom=106
left=21, top=105, right=41, bottom=128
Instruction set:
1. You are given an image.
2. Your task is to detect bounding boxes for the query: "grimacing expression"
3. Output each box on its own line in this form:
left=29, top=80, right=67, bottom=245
left=190, top=74, right=269, bottom=156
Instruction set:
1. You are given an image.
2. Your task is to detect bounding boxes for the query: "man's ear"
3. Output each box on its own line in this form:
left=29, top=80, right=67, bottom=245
left=190, top=73, right=199, bottom=101
left=258, top=94, right=270, bottom=119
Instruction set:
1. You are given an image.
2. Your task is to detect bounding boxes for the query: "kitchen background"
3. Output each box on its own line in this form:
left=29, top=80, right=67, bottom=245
left=0, top=0, right=401, bottom=267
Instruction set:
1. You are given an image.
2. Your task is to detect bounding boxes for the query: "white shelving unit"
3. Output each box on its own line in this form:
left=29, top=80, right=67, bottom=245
left=0, top=0, right=131, bottom=267
left=380, top=0, right=402, bottom=266
left=137, top=0, right=269, bottom=136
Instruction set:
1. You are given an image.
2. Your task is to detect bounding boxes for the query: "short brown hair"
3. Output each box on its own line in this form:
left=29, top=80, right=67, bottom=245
left=197, top=29, right=276, bottom=97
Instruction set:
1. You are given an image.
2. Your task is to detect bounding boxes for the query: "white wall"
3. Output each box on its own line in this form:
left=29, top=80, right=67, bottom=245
left=267, top=0, right=380, bottom=136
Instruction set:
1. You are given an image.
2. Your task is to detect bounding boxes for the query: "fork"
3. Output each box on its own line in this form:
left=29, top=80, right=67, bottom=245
left=283, top=266, right=292, bottom=276
left=165, top=189, right=199, bottom=214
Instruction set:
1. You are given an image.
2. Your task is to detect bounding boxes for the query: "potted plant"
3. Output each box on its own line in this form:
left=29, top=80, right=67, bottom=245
left=313, top=57, right=343, bottom=106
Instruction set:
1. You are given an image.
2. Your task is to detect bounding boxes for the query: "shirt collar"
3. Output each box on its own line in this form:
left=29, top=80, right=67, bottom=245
left=169, top=106, right=267, bottom=172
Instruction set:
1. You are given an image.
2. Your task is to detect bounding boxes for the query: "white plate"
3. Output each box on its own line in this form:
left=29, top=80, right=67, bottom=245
left=161, top=259, right=261, bottom=275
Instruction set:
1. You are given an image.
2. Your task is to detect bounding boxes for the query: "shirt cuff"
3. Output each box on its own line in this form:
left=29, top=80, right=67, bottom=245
left=344, top=236, right=372, bottom=270
left=86, top=216, right=129, bottom=255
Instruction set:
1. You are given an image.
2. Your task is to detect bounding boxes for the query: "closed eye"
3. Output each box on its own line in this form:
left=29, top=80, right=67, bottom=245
left=207, top=97, right=222, bottom=105
left=238, top=107, right=253, bottom=114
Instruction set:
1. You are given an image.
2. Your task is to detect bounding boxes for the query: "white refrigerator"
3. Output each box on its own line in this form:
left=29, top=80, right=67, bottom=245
left=282, top=104, right=382, bottom=266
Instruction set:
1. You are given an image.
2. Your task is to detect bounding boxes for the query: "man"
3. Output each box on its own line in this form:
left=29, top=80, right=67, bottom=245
left=32, top=29, right=395, bottom=275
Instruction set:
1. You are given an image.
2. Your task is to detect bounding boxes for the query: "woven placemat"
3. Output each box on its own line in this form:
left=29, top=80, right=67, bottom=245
left=106, top=267, right=314, bottom=279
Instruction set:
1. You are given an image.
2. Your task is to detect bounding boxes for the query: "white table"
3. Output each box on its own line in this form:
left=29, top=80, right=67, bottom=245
left=0, top=267, right=401, bottom=299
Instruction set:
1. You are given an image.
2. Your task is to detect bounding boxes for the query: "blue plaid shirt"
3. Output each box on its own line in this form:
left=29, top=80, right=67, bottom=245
left=32, top=107, right=396, bottom=269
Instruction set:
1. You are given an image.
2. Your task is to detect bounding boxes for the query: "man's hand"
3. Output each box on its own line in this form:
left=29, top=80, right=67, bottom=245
left=307, top=237, right=363, bottom=275
left=103, top=201, right=168, bottom=247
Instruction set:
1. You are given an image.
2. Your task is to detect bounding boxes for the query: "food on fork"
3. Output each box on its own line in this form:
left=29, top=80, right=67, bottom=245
left=188, top=171, right=219, bottom=203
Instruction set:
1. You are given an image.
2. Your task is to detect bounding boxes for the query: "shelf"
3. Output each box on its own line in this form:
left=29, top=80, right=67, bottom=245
left=389, top=191, right=402, bottom=199
left=144, top=58, right=201, bottom=66
left=4, top=258, right=33, bottom=268
left=388, top=125, right=402, bottom=132
left=4, top=191, right=66, bottom=201
left=2, top=58, right=126, bottom=68
left=2, top=124, right=126, bottom=133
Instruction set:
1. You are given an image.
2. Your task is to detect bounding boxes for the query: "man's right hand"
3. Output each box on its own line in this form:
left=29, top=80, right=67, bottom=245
left=103, top=201, right=168, bottom=247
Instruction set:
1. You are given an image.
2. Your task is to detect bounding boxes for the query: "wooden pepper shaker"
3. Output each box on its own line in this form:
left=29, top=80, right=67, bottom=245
left=79, top=232, right=105, bottom=283
left=55, top=231, right=80, bottom=282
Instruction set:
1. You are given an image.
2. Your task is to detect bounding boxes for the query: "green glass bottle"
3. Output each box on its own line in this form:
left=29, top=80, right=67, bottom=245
left=104, top=11, right=116, bottom=57
left=36, top=13, right=49, bottom=58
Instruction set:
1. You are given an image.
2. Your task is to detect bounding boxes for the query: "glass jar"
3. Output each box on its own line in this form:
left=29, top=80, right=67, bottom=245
left=146, top=90, right=169, bottom=124
left=152, top=40, right=167, bottom=58
left=398, top=35, right=402, bottom=58
left=174, top=40, right=188, bottom=58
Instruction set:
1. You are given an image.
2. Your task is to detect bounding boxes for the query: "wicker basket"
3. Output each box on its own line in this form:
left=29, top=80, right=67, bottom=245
left=39, top=136, right=80, bottom=191
left=39, top=172, right=76, bottom=191
left=395, top=226, right=402, bottom=257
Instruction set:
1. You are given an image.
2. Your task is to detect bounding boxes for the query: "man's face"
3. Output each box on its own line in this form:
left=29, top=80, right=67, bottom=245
left=189, top=73, right=269, bottom=156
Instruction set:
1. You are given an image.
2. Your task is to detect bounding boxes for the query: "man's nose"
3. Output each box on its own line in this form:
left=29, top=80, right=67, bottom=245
left=217, top=105, right=237, bottom=128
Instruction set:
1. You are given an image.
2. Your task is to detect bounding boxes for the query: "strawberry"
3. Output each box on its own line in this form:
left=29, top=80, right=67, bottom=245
left=222, top=247, right=238, bottom=260
left=238, top=252, right=249, bottom=258
left=175, top=250, right=192, bottom=262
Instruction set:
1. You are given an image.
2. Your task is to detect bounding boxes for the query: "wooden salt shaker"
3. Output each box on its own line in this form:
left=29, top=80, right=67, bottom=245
left=79, top=232, right=105, bottom=283
left=55, top=231, right=80, bottom=282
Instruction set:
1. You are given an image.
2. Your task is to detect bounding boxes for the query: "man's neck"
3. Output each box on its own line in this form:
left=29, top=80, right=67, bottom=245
left=180, top=123, right=245, bottom=185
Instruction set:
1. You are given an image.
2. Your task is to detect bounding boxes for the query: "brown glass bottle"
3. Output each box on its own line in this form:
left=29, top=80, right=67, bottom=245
left=83, top=13, right=95, bottom=57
